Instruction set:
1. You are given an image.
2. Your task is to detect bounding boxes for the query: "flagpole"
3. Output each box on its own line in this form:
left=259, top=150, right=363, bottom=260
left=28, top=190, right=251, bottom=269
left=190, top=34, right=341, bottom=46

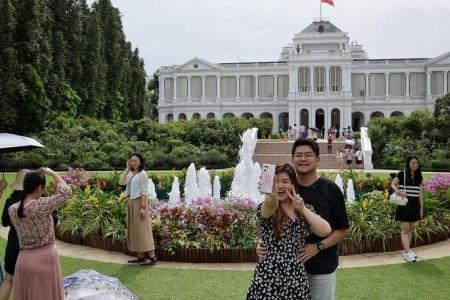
left=320, top=0, right=322, bottom=21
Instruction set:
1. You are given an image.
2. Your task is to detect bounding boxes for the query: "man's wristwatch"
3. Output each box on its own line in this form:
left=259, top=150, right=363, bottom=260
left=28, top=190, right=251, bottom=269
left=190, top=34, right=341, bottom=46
left=317, top=242, right=325, bottom=252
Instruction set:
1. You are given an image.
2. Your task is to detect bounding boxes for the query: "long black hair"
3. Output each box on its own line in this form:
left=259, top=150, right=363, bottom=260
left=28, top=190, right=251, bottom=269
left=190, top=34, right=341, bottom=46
left=17, top=171, right=46, bottom=218
left=272, top=164, right=298, bottom=240
left=405, top=155, right=423, bottom=185
left=130, top=152, right=146, bottom=172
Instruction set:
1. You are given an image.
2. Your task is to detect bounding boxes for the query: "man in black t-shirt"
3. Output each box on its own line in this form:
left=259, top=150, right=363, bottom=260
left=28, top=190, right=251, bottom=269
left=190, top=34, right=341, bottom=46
left=257, top=138, right=349, bottom=300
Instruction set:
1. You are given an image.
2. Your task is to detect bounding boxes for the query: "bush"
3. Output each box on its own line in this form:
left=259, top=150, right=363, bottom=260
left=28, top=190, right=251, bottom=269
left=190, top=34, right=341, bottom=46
left=7, top=114, right=269, bottom=170
left=368, top=110, right=448, bottom=170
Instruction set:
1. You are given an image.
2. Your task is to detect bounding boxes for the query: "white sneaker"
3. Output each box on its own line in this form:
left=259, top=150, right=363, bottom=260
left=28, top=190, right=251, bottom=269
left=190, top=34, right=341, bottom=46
left=403, top=251, right=416, bottom=262
left=402, top=252, right=409, bottom=261
left=408, top=250, right=417, bottom=259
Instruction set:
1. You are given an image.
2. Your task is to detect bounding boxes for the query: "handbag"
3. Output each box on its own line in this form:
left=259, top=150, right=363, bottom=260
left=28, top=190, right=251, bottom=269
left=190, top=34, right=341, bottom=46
left=389, top=171, right=408, bottom=206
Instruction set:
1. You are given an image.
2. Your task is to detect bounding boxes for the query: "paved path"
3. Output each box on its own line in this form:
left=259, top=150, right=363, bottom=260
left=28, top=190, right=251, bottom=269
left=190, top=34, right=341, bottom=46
left=1, top=227, right=448, bottom=270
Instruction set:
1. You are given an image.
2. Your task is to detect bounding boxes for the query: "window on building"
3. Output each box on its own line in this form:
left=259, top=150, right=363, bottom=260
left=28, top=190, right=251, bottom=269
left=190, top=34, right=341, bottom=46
left=410, top=73, right=426, bottom=96
left=221, top=76, right=237, bottom=98
left=205, top=76, right=217, bottom=98
left=298, top=67, right=310, bottom=92
left=239, top=76, right=255, bottom=98
left=190, top=77, right=202, bottom=98
left=277, top=75, right=289, bottom=98
left=164, top=78, right=174, bottom=100
left=314, top=67, right=325, bottom=92
left=431, top=71, right=445, bottom=96
left=330, top=66, right=341, bottom=92
left=351, top=74, right=365, bottom=97
left=389, top=73, right=406, bottom=96
left=176, top=77, right=188, bottom=99
left=369, top=73, right=385, bottom=96
left=259, top=76, right=274, bottom=98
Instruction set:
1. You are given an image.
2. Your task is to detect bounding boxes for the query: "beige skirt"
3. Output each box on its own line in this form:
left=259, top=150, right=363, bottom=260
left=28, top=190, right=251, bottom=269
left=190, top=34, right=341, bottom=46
left=127, top=197, right=155, bottom=252
left=13, top=244, right=63, bottom=300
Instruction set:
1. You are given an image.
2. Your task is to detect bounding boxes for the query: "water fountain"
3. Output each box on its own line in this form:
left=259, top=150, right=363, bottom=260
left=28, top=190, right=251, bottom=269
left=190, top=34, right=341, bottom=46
left=168, top=176, right=181, bottom=206
left=148, top=178, right=158, bottom=200
left=198, top=167, right=212, bottom=198
left=335, top=173, right=344, bottom=195
left=184, top=163, right=199, bottom=205
left=213, top=175, right=221, bottom=201
left=230, top=128, right=263, bottom=202
left=346, top=178, right=356, bottom=203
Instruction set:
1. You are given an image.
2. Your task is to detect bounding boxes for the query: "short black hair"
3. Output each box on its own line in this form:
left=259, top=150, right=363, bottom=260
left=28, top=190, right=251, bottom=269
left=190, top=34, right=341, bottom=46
left=291, top=138, right=320, bottom=157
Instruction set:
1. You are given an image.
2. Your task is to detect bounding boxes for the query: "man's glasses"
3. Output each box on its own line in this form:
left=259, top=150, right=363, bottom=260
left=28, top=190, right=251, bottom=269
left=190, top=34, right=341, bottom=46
left=293, top=152, right=316, bottom=159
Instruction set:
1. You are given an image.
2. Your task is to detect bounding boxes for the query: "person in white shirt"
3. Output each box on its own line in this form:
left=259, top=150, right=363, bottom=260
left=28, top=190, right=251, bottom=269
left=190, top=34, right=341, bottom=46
left=355, top=150, right=363, bottom=169
left=119, top=153, right=157, bottom=266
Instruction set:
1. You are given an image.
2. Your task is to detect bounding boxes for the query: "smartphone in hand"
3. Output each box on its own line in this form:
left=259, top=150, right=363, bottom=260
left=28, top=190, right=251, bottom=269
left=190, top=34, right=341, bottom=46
left=259, top=164, right=276, bottom=194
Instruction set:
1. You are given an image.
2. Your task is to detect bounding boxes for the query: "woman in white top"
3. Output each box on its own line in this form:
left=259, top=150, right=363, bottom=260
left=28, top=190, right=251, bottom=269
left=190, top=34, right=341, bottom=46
left=119, top=153, right=156, bottom=266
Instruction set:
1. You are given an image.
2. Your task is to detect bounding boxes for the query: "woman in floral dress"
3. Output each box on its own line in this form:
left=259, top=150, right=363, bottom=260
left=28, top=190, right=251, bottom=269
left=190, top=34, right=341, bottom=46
left=247, top=164, right=331, bottom=300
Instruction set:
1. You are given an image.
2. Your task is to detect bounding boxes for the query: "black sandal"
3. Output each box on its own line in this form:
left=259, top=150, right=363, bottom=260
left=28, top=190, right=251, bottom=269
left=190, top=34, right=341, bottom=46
left=139, top=258, right=155, bottom=266
left=149, top=255, right=157, bottom=264
left=128, top=257, right=144, bottom=263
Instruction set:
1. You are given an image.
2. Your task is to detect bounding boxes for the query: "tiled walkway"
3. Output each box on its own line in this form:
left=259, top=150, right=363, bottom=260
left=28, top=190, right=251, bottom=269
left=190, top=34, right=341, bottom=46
left=1, top=227, right=448, bottom=270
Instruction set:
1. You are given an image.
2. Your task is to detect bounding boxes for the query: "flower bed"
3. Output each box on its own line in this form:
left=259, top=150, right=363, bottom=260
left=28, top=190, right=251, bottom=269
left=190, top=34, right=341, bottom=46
left=56, top=172, right=450, bottom=262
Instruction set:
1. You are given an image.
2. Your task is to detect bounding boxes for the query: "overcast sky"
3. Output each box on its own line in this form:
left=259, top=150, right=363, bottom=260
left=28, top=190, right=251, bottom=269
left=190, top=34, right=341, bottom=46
left=97, top=0, right=450, bottom=75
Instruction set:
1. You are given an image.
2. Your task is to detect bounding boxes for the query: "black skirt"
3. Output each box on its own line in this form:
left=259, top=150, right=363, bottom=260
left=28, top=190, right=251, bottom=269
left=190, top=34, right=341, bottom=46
left=395, top=196, right=421, bottom=222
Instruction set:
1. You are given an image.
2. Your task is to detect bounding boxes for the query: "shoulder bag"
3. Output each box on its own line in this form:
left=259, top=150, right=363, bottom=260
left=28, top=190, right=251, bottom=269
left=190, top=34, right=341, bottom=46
left=389, top=171, right=408, bottom=206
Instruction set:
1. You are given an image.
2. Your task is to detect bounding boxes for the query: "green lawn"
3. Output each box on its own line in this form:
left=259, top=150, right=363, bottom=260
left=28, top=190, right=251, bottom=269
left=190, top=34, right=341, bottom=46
left=0, top=237, right=449, bottom=299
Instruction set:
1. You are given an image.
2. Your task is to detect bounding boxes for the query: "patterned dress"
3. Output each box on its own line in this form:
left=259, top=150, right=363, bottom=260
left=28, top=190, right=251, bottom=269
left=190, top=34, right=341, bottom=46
left=247, top=204, right=311, bottom=300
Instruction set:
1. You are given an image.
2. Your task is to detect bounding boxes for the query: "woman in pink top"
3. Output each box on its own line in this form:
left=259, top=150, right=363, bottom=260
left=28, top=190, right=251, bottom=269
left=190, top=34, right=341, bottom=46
left=8, top=168, right=72, bottom=300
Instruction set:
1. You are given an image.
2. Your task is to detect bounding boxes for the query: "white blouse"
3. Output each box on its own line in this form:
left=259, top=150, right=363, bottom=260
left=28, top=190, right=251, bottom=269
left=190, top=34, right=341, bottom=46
left=125, top=170, right=149, bottom=199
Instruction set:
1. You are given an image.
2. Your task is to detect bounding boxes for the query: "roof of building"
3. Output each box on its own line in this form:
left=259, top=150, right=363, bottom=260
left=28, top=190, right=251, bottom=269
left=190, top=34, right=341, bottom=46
left=301, top=21, right=343, bottom=33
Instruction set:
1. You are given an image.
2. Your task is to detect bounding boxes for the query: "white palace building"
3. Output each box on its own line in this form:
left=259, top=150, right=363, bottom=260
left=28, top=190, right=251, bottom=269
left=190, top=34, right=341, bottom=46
left=157, top=20, right=450, bottom=132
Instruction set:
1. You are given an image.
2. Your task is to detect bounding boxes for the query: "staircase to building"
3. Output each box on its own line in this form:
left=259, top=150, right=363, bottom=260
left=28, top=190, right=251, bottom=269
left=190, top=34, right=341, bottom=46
left=253, top=140, right=361, bottom=169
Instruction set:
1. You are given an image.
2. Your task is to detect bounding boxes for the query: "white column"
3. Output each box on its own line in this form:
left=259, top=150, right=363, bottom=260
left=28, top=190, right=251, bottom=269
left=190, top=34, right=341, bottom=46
left=289, top=103, right=295, bottom=128
left=216, top=75, right=221, bottom=101
left=236, top=75, right=240, bottom=102
left=405, top=72, right=410, bottom=100
left=173, top=76, right=177, bottom=100
left=325, top=106, right=330, bottom=131
left=325, top=66, right=330, bottom=96
left=309, top=66, right=315, bottom=93
left=343, top=102, right=352, bottom=130
left=311, top=107, right=316, bottom=128
left=341, top=65, right=352, bottom=98
left=273, top=113, right=279, bottom=133
left=426, top=71, right=432, bottom=99
left=254, top=75, right=259, bottom=102
left=385, top=72, right=390, bottom=100
left=288, top=66, right=298, bottom=97
left=201, top=76, right=206, bottom=101
left=160, top=77, right=165, bottom=101
left=273, top=75, right=278, bottom=101
left=365, top=73, right=370, bottom=99
left=187, top=76, right=191, bottom=101
left=444, top=71, right=448, bottom=95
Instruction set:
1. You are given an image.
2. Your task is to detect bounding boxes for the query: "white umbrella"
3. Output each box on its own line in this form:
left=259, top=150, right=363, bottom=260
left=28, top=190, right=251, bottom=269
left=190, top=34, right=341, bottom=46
left=345, top=139, right=355, bottom=146
left=0, top=133, right=44, bottom=177
left=0, top=133, right=44, bottom=153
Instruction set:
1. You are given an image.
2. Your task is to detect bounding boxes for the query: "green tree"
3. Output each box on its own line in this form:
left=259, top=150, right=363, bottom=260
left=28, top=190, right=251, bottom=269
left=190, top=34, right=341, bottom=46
left=146, top=72, right=159, bottom=120
left=14, top=0, right=51, bottom=133
left=434, top=93, right=450, bottom=119
left=0, top=0, right=19, bottom=131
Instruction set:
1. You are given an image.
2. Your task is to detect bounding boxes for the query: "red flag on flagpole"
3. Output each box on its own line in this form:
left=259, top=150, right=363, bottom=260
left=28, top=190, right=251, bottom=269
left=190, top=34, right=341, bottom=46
left=321, top=0, right=334, bottom=6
